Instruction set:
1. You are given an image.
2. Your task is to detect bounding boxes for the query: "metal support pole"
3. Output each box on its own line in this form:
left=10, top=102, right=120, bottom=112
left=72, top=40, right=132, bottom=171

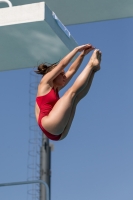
left=40, top=134, right=51, bottom=200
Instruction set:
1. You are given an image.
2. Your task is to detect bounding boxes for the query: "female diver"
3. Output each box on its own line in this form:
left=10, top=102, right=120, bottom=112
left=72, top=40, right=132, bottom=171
left=35, top=44, right=102, bottom=141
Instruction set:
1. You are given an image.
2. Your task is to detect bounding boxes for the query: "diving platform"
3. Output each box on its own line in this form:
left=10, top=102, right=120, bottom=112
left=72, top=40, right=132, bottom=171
left=1, top=0, right=133, bottom=25
left=0, top=2, right=77, bottom=71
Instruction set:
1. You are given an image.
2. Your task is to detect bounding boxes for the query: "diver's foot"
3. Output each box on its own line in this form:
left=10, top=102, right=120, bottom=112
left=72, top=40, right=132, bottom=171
left=89, top=49, right=102, bottom=72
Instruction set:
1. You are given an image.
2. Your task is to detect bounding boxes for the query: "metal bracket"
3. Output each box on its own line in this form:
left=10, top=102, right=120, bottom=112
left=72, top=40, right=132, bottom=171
left=0, top=180, right=49, bottom=200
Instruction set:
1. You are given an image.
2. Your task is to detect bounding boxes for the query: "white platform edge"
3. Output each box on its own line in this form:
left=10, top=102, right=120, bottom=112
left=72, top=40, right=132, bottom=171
left=0, top=2, right=45, bottom=26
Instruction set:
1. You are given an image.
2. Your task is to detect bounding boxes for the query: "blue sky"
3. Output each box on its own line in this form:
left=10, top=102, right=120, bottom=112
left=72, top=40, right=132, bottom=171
left=0, top=17, right=133, bottom=200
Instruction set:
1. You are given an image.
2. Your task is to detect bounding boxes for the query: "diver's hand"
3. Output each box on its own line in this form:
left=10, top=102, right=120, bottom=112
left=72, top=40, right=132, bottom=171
left=76, top=44, right=95, bottom=53
left=82, top=46, right=95, bottom=56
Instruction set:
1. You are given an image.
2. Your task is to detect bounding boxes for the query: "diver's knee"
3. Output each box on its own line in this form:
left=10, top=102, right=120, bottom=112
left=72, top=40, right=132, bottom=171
left=65, top=88, right=76, bottom=98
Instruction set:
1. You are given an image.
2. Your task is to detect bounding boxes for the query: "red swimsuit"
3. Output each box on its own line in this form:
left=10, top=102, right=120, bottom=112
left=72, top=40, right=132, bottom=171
left=36, top=88, right=62, bottom=141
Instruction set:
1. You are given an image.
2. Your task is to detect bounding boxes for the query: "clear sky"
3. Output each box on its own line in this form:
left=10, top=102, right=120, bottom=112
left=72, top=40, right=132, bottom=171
left=0, top=17, right=133, bottom=200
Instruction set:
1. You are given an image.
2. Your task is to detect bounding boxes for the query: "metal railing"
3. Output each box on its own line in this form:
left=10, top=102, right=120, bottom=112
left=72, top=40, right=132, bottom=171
left=0, top=180, right=49, bottom=200
left=0, top=0, right=12, bottom=7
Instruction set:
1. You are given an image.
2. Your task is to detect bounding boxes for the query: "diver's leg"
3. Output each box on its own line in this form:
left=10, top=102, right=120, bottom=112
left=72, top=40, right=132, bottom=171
left=69, top=50, right=101, bottom=94
left=60, top=72, right=95, bottom=140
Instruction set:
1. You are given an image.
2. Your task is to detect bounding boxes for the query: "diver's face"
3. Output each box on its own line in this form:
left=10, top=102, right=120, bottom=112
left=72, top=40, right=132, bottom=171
left=54, top=70, right=66, bottom=86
